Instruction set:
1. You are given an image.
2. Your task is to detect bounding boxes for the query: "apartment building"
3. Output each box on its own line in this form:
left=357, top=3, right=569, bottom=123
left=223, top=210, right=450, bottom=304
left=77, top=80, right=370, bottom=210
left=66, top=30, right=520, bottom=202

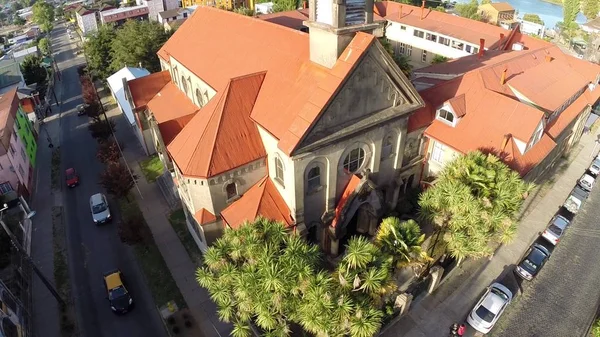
left=100, top=5, right=149, bottom=26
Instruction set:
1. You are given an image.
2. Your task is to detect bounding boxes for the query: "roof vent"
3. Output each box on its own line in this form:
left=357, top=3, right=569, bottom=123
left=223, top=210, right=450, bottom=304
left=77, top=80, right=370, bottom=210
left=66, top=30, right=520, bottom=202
left=512, top=42, right=524, bottom=51
left=478, top=38, right=485, bottom=59
left=500, top=67, right=508, bottom=85
left=545, top=55, right=553, bottom=62
left=420, top=0, right=426, bottom=20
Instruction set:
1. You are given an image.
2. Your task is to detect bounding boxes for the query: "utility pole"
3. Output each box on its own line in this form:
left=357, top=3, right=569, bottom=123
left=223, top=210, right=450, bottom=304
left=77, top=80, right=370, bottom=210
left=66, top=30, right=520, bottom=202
left=0, top=207, right=65, bottom=307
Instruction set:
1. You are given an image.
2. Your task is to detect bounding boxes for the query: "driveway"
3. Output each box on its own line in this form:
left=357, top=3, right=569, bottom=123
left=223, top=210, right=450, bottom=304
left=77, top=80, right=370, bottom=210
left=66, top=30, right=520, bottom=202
left=51, top=22, right=167, bottom=337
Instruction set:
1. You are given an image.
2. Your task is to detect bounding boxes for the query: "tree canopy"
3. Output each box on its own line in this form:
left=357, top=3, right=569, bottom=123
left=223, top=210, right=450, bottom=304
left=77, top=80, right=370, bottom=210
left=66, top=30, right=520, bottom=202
left=563, top=0, right=580, bottom=26
left=32, top=0, right=54, bottom=33
left=582, top=0, right=600, bottom=21
left=522, top=13, right=544, bottom=25
left=99, top=161, right=135, bottom=198
left=454, top=0, right=482, bottom=20
left=20, top=55, right=47, bottom=89
left=13, top=15, right=25, bottom=26
left=38, top=37, right=50, bottom=55
left=84, top=25, right=116, bottom=81
left=419, top=151, right=531, bottom=262
left=110, top=20, right=170, bottom=74
left=379, top=37, right=412, bottom=77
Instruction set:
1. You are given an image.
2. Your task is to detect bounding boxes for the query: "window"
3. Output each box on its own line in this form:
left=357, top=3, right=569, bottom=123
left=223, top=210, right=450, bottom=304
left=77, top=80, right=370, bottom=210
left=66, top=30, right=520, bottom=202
left=20, top=148, right=26, bottom=161
left=195, top=88, right=204, bottom=106
left=465, top=45, right=472, bottom=53
left=400, top=25, right=406, bottom=30
left=9, top=144, right=15, bottom=156
left=438, top=36, right=450, bottom=46
left=181, top=75, right=188, bottom=94
left=18, top=164, right=24, bottom=177
left=406, top=45, right=412, bottom=56
left=473, top=47, right=479, bottom=54
left=173, top=66, right=179, bottom=85
left=413, top=29, right=424, bottom=38
left=307, top=166, right=321, bottom=192
left=275, top=156, right=285, bottom=186
left=437, top=108, right=454, bottom=124
left=343, top=148, right=366, bottom=173
left=381, top=136, right=394, bottom=159
left=451, top=41, right=464, bottom=50
left=183, top=12, right=188, bottom=18
left=421, top=50, right=428, bottom=62
left=0, top=182, right=12, bottom=194
left=225, top=182, right=237, bottom=200
left=431, top=142, right=444, bottom=163
left=399, top=43, right=406, bottom=54
left=426, top=33, right=437, bottom=42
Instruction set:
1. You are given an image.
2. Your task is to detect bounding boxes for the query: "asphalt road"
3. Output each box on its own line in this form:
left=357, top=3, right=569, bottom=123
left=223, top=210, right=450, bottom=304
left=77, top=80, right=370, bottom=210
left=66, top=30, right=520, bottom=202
left=490, top=183, right=600, bottom=336
left=51, top=22, right=166, bottom=337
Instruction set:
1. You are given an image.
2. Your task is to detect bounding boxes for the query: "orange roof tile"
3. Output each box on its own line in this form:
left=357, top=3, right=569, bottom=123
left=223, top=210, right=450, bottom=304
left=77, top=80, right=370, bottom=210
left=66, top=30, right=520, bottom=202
left=158, top=7, right=375, bottom=156
left=448, top=94, right=466, bottom=117
left=221, top=176, right=293, bottom=229
left=0, top=89, right=18, bottom=156
left=147, top=82, right=198, bottom=124
left=167, top=73, right=267, bottom=178
left=194, top=208, right=217, bottom=225
left=127, top=71, right=171, bottom=110
left=547, top=88, right=600, bottom=139
left=505, top=134, right=556, bottom=175
left=331, top=175, right=361, bottom=228
left=159, top=114, right=195, bottom=146
left=374, top=1, right=509, bottom=48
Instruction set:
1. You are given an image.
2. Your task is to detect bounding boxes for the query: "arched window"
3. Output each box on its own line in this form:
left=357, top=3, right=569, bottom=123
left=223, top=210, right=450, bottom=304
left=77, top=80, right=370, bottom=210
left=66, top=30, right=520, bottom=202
left=275, top=156, right=285, bottom=186
left=307, top=166, right=321, bottom=192
left=381, top=135, right=394, bottom=160
left=225, top=182, right=237, bottom=200
left=343, top=147, right=365, bottom=173
left=181, top=75, right=188, bottom=94
left=195, top=88, right=204, bottom=107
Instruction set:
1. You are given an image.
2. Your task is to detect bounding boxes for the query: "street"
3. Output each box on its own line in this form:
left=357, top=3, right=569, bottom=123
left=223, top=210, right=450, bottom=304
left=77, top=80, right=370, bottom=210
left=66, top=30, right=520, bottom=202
left=490, top=180, right=600, bottom=336
left=49, top=22, right=166, bottom=337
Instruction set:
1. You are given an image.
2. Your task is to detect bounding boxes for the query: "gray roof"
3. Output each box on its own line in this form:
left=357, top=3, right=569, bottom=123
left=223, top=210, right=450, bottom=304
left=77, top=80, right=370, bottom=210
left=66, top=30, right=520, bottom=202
left=0, top=59, right=23, bottom=89
left=159, top=8, right=186, bottom=19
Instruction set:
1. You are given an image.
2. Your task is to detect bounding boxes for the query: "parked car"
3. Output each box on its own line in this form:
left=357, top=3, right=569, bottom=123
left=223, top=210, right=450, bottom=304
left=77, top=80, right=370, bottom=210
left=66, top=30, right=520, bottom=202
left=76, top=103, right=88, bottom=116
left=467, top=283, right=513, bottom=333
left=578, top=173, right=595, bottom=192
left=103, top=269, right=133, bottom=314
left=90, top=193, right=111, bottom=224
left=541, top=214, right=570, bottom=245
left=65, top=168, right=79, bottom=188
left=563, top=185, right=589, bottom=214
left=515, top=243, right=551, bottom=281
left=589, top=158, right=600, bottom=176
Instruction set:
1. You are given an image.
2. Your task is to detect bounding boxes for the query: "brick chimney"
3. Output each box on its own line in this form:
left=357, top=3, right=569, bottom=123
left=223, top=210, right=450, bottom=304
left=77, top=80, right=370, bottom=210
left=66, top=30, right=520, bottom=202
left=500, top=68, right=508, bottom=85
left=478, top=38, right=485, bottom=59
left=400, top=4, right=403, bottom=16
left=500, top=33, right=505, bottom=40
left=420, top=0, right=425, bottom=20
left=302, top=0, right=307, bottom=9
left=545, top=55, right=553, bottom=62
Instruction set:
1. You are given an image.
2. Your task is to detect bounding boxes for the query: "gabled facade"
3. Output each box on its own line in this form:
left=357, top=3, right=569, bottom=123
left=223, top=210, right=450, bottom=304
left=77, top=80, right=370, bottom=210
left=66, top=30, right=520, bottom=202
left=478, top=2, right=516, bottom=26
left=142, top=4, right=425, bottom=254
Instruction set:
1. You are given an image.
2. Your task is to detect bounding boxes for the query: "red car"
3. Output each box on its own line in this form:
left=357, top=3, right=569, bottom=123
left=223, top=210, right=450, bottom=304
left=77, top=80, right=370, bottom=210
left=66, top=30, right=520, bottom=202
left=66, top=168, right=79, bottom=187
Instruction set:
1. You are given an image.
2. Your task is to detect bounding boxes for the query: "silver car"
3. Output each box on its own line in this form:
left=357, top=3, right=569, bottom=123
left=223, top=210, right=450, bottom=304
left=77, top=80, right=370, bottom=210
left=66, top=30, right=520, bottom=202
left=467, top=283, right=513, bottom=334
left=90, top=193, right=111, bottom=224
left=578, top=173, right=595, bottom=192
left=541, top=214, right=570, bottom=245
left=589, top=159, right=600, bottom=176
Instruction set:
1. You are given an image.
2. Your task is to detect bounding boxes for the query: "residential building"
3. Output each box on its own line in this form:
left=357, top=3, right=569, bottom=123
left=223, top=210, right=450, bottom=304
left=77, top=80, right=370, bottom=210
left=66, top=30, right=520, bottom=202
left=157, top=7, right=192, bottom=24
left=256, top=8, right=310, bottom=31
left=478, top=2, right=515, bottom=26
left=134, top=3, right=426, bottom=255
left=100, top=5, right=149, bottom=26
left=255, top=2, right=273, bottom=14
left=11, top=46, right=39, bottom=64
left=0, top=59, right=24, bottom=91
left=412, top=42, right=600, bottom=182
left=106, top=67, right=151, bottom=154
left=163, top=0, right=180, bottom=11
left=164, top=18, right=186, bottom=31
left=0, top=89, right=37, bottom=198
left=520, top=19, right=545, bottom=38
left=181, top=0, right=247, bottom=11
left=0, top=279, right=29, bottom=337
left=76, top=7, right=99, bottom=35
left=582, top=17, right=600, bottom=34
left=136, top=0, right=166, bottom=22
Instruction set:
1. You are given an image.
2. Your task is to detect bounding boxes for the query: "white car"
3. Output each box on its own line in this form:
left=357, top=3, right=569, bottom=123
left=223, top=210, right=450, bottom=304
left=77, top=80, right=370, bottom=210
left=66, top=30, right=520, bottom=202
left=541, top=214, right=570, bottom=245
left=578, top=173, right=595, bottom=192
left=467, top=283, right=513, bottom=334
left=90, top=193, right=112, bottom=224
left=589, top=159, right=600, bottom=176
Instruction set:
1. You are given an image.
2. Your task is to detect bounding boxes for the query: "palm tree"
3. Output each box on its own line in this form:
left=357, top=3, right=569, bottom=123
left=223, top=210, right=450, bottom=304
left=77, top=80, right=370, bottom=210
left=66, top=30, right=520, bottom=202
left=374, top=218, right=432, bottom=272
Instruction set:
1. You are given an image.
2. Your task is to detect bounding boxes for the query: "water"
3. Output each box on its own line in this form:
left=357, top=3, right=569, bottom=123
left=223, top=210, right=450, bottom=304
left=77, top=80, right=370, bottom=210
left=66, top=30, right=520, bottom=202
left=455, top=0, right=587, bottom=29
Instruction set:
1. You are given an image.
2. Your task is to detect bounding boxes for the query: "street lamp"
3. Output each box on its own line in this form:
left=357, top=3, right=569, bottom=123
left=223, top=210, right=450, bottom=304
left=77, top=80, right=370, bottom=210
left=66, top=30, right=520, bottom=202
left=0, top=204, right=65, bottom=307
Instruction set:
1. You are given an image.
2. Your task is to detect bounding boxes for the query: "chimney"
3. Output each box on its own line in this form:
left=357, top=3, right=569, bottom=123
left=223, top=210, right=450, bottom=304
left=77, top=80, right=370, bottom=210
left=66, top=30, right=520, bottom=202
left=500, top=33, right=505, bottom=40
left=500, top=68, right=508, bottom=85
left=420, top=0, right=425, bottom=20
left=545, top=55, right=553, bottom=63
left=501, top=134, right=511, bottom=151
left=478, top=38, right=485, bottom=59
left=400, top=4, right=403, bottom=16
left=302, top=0, right=307, bottom=9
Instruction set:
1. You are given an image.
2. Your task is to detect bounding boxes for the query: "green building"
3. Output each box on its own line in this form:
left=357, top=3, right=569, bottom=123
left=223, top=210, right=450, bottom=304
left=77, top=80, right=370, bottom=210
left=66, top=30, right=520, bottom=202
left=15, top=105, right=37, bottom=168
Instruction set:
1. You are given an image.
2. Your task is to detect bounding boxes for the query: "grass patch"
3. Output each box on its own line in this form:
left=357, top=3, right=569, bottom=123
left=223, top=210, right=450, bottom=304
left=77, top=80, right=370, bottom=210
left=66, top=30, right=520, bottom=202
left=118, top=197, right=186, bottom=309
left=139, top=155, right=164, bottom=183
left=168, top=209, right=203, bottom=267
left=52, top=206, right=77, bottom=336
left=51, top=148, right=61, bottom=190
left=592, top=318, right=600, bottom=337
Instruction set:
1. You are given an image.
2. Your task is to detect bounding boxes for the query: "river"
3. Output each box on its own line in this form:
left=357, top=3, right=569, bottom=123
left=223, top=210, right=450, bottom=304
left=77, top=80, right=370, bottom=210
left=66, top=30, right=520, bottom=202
left=455, top=0, right=587, bottom=29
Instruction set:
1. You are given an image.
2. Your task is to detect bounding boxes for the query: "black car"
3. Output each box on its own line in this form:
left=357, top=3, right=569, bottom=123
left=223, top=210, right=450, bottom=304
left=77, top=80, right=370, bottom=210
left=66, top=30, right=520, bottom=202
left=103, top=270, right=133, bottom=314
left=515, top=243, right=551, bottom=281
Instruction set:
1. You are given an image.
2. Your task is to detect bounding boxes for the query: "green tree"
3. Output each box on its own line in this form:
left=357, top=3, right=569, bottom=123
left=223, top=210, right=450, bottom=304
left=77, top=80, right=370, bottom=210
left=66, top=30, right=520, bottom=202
left=11, top=2, right=23, bottom=12
left=84, top=24, right=116, bottom=81
left=481, top=0, right=491, bottom=3
left=454, top=0, right=481, bottom=20
left=13, top=15, right=25, bottom=26
left=374, top=218, right=431, bottom=272
left=32, top=0, right=55, bottom=33
left=20, top=55, right=47, bottom=90
left=563, top=0, right=580, bottom=26
left=379, top=37, right=413, bottom=77
left=55, top=6, right=64, bottom=18
left=418, top=151, right=531, bottom=263
left=38, top=37, right=50, bottom=55
left=110, top=20, right=170, bottom=74
left=431, top=6, right=446, bottom=12
left=523, top=13, right=544, bottom=25
left=431, top=55, right=449, bottom=64
left=582, top=0, right=600, bottom=20
left=88, top=118, right=115, bottom=140
left=272, top=0, right=297, bottom=12
left=234, top=7, right=254, bottom=16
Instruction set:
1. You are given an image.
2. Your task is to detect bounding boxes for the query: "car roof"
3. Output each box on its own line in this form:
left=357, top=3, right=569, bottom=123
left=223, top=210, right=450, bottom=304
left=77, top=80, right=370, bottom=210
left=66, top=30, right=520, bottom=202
left=482, top=289, right=508, bottom=314
left=90, top=193, right=104, bottom=204
left=551, top=215, right=569, bottom=229
left=529, top=244, right=550, bottom=262
left=581, top=174, right=595, bottom=182
left=104, top=271, right=123, bottom=290
left=572, top=186, right=589, bottom=198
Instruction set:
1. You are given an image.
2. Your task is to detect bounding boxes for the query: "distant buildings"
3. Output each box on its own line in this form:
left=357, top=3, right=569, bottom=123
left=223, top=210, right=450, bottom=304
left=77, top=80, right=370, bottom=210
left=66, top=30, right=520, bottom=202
left=181, top=0, right=247, bottom=11
left=478, top=2, right=516, bottom=26
left=99, top=5, right=150, bottom=26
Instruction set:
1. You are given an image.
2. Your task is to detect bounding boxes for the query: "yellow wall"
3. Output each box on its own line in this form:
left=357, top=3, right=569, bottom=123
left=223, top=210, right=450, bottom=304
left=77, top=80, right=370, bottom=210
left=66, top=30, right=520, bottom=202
left=182, top=0, right=247, bottom=10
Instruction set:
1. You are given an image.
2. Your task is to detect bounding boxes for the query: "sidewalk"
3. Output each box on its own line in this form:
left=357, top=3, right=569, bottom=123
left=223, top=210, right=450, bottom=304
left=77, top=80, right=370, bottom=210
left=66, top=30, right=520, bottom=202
left=383, top=132, right=600, bottom=337
left=109, top=106, right=232, bottom=337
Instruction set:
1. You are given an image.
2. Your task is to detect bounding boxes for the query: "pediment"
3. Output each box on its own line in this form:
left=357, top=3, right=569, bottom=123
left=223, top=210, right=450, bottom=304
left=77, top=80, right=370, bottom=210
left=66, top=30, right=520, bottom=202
left=297, top=44, right=424, bottom=152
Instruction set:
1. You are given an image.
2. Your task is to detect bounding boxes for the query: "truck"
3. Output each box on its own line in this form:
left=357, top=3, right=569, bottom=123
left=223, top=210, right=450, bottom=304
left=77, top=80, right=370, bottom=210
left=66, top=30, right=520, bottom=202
left=563, top=185, right=589, bottom=214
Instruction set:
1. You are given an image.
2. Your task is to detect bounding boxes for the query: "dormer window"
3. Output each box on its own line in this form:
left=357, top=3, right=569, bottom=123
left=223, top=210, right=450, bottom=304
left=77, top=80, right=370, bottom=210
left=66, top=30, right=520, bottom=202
left=437, top=108, right=455, bottom=124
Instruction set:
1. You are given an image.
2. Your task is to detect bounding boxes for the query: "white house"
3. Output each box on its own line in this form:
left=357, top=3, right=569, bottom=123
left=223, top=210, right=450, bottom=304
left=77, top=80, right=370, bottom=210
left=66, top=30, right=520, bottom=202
left=76, top=8, right=98, bottom=35
left=136, top=0, right=165, bottom=21
left=158, top=7, right=192, bottom=24
left=520, top=19, right=545, bottom=38
left=107, top=67, right=151, bottom=154
left=582, top=17, right=600, bottom=34
left=255, top=2, right=273, bottom=14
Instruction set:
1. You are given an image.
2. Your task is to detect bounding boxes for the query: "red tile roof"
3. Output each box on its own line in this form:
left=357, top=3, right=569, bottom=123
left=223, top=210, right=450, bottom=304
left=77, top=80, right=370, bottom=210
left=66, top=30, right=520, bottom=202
left=127, top=71, right=171, bottom=110
left=221, top=176, right=293, bottom=229
left=374, top=1, right=509, bottom=48
left=0, top=89, right=18, bottom=156
left=159, top=114, right=195, bottom=146
left=167, top=73, right=267, bottom=178
left=158, top=7, right=375, bottom=157
left=147, top=82, right=198, bottom=145
left=194, top=208, right=217, bottom=225
left=547, top=88, right=600, bottom=139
